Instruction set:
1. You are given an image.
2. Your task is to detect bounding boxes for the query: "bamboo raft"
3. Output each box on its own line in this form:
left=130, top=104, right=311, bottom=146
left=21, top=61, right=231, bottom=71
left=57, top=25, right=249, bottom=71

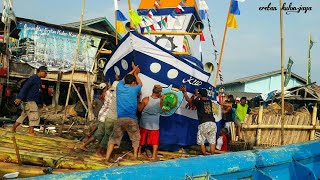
left=0, top=128, right=197, bottom=178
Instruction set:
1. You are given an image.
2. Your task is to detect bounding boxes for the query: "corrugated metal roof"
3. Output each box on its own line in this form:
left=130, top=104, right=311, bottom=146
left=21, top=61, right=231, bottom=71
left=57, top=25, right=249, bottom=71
left=223, top=70, right=307, bottom=86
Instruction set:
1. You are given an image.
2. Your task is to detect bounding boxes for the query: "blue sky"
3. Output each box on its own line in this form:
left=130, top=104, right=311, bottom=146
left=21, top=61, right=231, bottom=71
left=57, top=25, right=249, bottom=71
left=13, top=0, right=320, bottom=84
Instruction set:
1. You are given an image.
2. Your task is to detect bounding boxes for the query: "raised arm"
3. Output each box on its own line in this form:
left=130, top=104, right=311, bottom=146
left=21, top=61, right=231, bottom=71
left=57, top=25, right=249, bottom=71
left=180, top=85, right=192, bottom=104
left=138, top=96, right=149, bottom=112
left=134, top=66, right=142, bottom=87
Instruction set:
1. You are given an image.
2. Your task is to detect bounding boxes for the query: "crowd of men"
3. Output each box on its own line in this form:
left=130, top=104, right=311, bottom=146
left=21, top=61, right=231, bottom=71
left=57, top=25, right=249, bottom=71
left=12, top=64, right=250, bottom=162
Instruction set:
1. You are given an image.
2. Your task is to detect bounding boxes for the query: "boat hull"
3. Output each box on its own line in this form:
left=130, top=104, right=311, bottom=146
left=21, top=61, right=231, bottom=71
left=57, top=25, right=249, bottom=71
left=26, top=140, right=320, bottom=180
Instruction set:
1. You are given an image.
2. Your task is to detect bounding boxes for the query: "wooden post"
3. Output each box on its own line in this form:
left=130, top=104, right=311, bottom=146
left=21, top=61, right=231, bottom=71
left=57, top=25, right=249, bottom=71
left=310, top=105, right=318, bottom=140
left=256, top=106, right=263, bottom=146
left=59, top=0, right=86, bottom=136
left=72, top=83, right=88, bottom=112
left=213, top=0, right=232, bottom=87
left=84, top=82, right=94, bottom=122
left=128, top=0, right=133, bottom=29
left=279, top=0, right=285, bottom=145
left=54, top=71, right=62, bottom=113
left=12, top=135, right=22, bottom=165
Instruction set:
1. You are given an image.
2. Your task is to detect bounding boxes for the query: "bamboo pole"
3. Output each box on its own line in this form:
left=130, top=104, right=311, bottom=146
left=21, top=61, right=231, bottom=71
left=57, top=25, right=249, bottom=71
left=279, top=0, right=285, bottom=145
left=128, top=0, right=132, bottom=28
left=310, top=105, right=317, bottom=140
left=72, top=83, right=88, bottom=112
left=115, top=11, right=118, bottom=45
left=59, top=0, right=86, bottom=136
left=242, top=124, right=320, bottom=130
left=214, top=0, right=232, bottom=87
left=256, top=106, right=263, bottom=145
left=11, top=135, right=22, bottom=165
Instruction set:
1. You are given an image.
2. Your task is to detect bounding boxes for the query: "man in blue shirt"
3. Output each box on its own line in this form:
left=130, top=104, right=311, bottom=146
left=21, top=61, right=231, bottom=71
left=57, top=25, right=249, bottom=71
left=105, top=64, right=142, bottom=162
left=12, top=66, right=47, bottom=136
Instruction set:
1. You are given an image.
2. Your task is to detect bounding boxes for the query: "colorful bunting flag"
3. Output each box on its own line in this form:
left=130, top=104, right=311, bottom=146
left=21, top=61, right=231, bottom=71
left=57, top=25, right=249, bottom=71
left=157, top=20, right=162, bottom=29
left=146, top=26, right=150, bottom=34
left=161, top=18, right=167, bottom=28
left=140, top=26, right=145, bottom=34
left=175, top=7, right=181, bottom=13
left=171, top=11, right=177, bottom=18
left=200, top=32, right=205, bottom=41
left=227, top=14, right=238, bottom=28
left=230, top=0, right=241, bottom=15
left=199, top=0, right=209, bottom=20
left=147, top=11, right=154, bottom=19
left=177, top=5, right=184, bottom=12
left=150, top=24, right=156, bottom=31
left=116, top=10, right=127, bottom=21
left=116, top=20, right=126, bottom=33
left=129, top=9, right=143, bottom=27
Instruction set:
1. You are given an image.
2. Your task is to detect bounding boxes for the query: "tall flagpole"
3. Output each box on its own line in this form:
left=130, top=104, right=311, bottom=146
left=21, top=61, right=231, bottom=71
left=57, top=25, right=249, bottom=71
left=214, top=0, right=232, bottom=87
left=59, top=0, right=86, bottom=136
left=113, top=0, right=118, bottom=45
left=128, top=0, right=132, bottom=28
left=307, top=32, right=311, bottom=84
left=280, top=0, right=285, bottom=145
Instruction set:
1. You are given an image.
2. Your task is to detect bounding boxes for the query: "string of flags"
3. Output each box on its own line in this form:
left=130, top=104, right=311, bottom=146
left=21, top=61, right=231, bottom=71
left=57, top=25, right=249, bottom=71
left=199, top=0, right=209, bottom=20
left=138, top=0, right=187, bottom=34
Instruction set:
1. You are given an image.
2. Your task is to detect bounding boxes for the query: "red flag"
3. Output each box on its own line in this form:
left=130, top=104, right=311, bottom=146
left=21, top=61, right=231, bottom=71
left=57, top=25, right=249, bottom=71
left=150, top=24, right=156, bottom=31
left=164, top=16, right=168, bottom=22
left=200, top=32, right=205, bottom=41
left=147, top=11, right=153, bottom=19
left=175, top=7, right=181, bottom=13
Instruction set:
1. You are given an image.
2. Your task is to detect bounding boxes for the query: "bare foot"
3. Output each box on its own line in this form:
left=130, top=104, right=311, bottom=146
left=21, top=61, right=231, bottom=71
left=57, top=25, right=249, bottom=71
left=149, top=157, right=159, bottom=162
left=29, top=133, right=36, bottom=136
left=79, top=145, right=89, bottom=151
left=96, top=152, right=104, bottom=157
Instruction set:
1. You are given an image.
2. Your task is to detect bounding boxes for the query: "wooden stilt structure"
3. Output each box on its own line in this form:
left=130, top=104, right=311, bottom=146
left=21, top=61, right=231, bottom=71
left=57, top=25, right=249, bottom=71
left=59, top=0, right=86, bottom=136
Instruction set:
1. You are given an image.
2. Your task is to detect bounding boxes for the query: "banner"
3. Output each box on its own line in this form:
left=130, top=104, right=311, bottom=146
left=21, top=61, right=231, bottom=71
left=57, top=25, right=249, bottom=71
left=13, top=22, right=101, bottom=72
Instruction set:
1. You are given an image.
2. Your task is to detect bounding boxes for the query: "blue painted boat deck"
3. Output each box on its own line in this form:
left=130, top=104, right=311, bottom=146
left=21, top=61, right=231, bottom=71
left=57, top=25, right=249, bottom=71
left=26, top=140, right=320, bottom=180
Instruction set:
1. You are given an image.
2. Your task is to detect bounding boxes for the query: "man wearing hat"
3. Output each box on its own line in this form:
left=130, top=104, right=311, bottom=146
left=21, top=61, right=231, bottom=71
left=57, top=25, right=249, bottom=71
left=12, top=66, right=48, bottom=136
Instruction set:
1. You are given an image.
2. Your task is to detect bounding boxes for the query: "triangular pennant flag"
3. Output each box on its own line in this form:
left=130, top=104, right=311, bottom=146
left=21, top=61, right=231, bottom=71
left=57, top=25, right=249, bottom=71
left=150, top=24, right=156, bottom=31
left=200, top=32, right=205, bottom=41
left=227, top=14, right=238, bottom=28
left=116, top=10, right=127, bottom=21
left=171, top=11, right=177, bottom=18
left=129, top=9, right=142, bottom=26
left=175, top=7, right=181, bottom=13
left=161, top=19, right=167, bottom=28
left=152, top=7, right=157, bottom=13
left=147, top=11, right=154, bottom=19
left=157, top=20, right=162, bottom=29
left=164, top=16, right=168, bottom=22
left=199, top=10, right=206, bottom=20
left=140, top=26, right=145, bottom=34
left=116, top=20, right=126, bottom=33
left=146, top=26, right=150, bottom=34
left=177, top=5, right=185, bottom=12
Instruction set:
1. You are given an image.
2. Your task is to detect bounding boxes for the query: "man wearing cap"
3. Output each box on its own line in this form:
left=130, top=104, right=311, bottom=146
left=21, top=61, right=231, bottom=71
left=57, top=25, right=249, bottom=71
left=80, top=81, right=119, bottom=156
left=12, top=66, right=48, bottom=136
left=138, top=85, right=163, bottom=160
